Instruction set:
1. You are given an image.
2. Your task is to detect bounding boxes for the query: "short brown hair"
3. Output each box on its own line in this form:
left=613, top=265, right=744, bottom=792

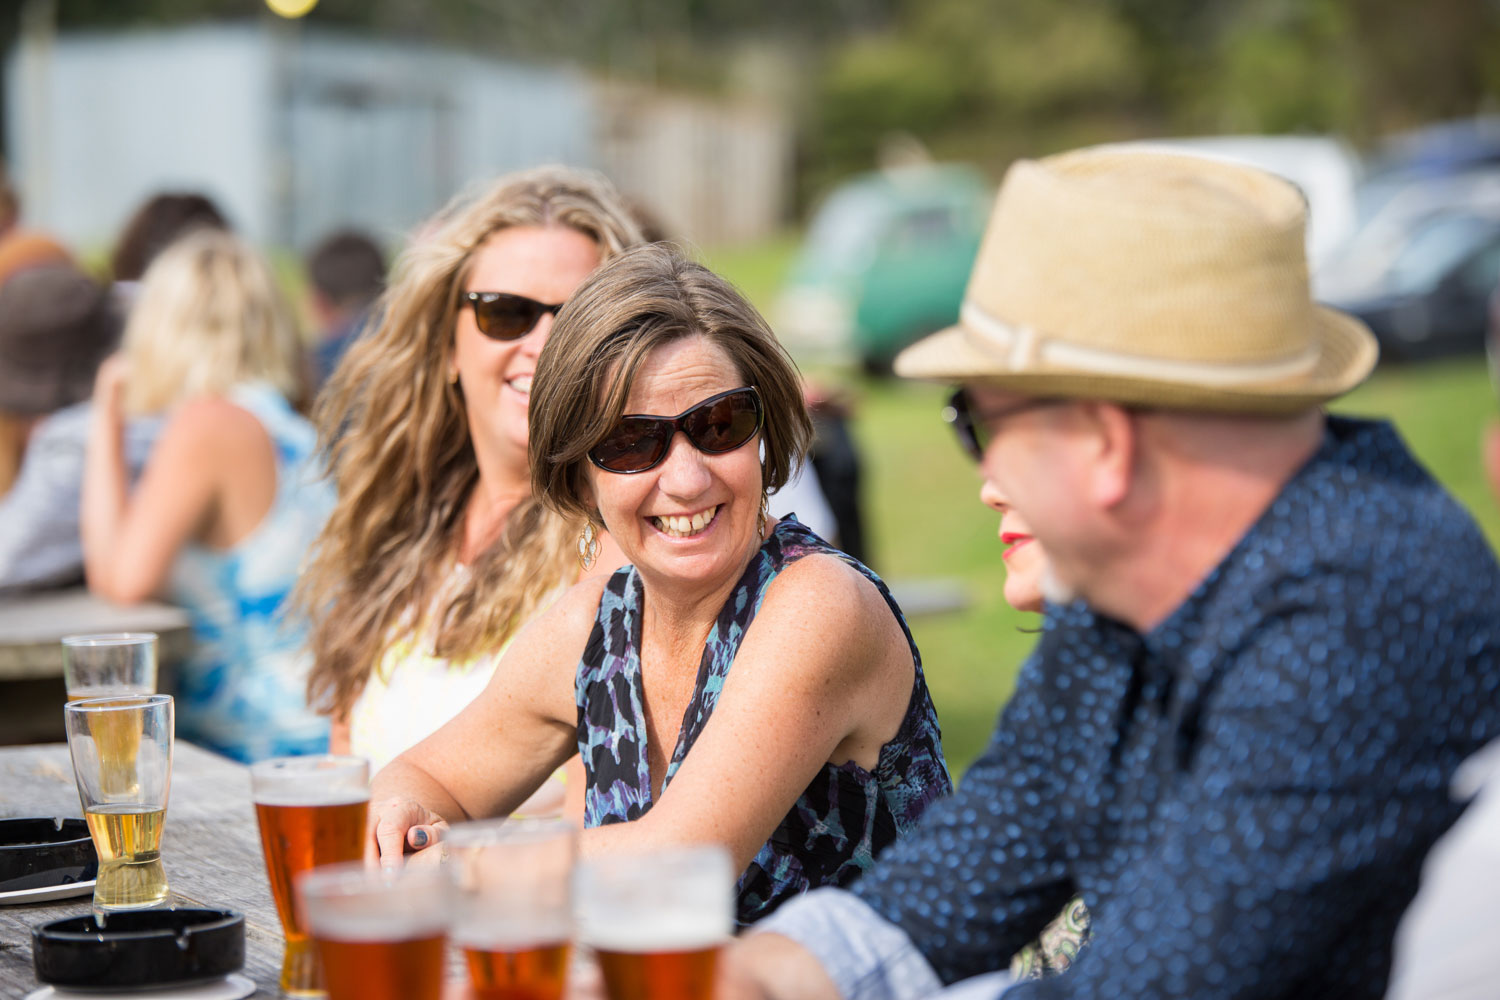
left=530, top=243, right=812, bottom=524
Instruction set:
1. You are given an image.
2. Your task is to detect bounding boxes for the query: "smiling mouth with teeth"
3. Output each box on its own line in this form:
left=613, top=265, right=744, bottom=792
left=507, top=375, right=533, bottom=394
left=651, top=504, right=720, bottom=539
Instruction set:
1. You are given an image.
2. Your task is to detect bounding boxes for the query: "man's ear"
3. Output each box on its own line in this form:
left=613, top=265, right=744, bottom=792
left=1078, top=401, right=1136, bottom=510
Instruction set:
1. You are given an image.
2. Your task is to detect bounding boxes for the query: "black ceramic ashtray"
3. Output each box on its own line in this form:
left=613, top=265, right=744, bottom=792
left=0, top=817, right=97, bottom=892
left=32, top=908, right=245, bottom=991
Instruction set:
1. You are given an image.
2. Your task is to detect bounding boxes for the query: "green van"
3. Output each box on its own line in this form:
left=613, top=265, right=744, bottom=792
left=776, top=164, right=991, bottom=370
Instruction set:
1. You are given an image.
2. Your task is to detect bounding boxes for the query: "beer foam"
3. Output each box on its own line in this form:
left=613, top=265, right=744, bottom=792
left=577, top=911, right=728, bottom=953
left=452, top=915, right=571, bottom=950
left=305, top=900, right=448, bottom=942
left=251, top=790, right=370, bottom=807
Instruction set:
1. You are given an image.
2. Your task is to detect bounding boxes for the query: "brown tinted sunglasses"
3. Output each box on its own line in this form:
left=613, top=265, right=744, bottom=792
left=462, top=291, right=564, bottom=341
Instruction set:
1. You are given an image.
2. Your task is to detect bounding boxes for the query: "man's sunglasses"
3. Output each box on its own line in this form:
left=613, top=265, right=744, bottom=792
left=462, top=291, right=564, bottom=341
left=588, top=386, right=764, bottom=474
left=942, top=388, right=1061, bottom=461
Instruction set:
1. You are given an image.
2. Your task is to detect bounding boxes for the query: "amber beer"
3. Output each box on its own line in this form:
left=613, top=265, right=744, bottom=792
left=577, top=845, right=734, bottom=1000
left=316, top=930, right=447, bottom=1000
left=446, top=817, right=578, bottom=1000
left=299, top=862, right=451, bottom=1000
left=250, top=755, right=370, bottom=997
left=591, top=924, right=723, bottom=1000
left=458, top=936, right=570, bottom=1000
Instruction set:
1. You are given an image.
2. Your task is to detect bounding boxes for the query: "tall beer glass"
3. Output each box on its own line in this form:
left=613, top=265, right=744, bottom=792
left=447, top=817, right=576, bottom=1000
left=298, top=862, right=451, bottom=1000
left=250, top=755, right=370, bottom=997
left=64, top=693, right=173, bottom=917
left=576, top=845, right=734, bottom=1000
left=62, top=633, right=158, bottom=699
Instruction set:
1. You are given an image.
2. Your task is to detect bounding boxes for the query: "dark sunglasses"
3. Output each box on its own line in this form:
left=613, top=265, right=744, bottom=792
left=588, top=386, right=764, bottom=474
left=462, top=291, right=564, bottom=341
left=943, top=388, right=1061, bottom=461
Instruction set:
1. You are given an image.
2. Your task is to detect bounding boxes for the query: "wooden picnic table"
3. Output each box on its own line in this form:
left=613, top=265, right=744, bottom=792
left=0, top=588, right=195, bottom=746
left=0, top=741, right=286, bottom=996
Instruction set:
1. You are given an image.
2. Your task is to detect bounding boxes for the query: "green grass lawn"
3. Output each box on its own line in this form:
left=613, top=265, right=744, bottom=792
left=707, top=238, right=1500, bottom=774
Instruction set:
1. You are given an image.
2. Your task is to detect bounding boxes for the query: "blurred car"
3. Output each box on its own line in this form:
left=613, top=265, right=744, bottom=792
left=775, top=164, right=990, bottom=370
left=1320, top=202, right=1500, bottom=361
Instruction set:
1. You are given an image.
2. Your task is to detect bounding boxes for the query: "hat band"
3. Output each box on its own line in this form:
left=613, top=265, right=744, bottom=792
left=960, top=301, right=1321, bottom=387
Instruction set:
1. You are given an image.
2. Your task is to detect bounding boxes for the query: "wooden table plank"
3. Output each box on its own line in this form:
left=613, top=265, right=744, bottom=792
left=0, top=742, right=284, bottom=996
left=0, top=589, right=193, bottom=681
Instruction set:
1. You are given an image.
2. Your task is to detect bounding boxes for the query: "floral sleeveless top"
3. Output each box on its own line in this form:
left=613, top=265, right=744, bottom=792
left=576, top=517, right=952, bottom=924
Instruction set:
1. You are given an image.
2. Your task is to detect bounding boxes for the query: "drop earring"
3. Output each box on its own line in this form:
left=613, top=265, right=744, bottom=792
left=578, top=521, right=601, bottom=571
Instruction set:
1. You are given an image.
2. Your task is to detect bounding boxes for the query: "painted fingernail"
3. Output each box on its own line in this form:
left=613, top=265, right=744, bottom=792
left=411, top=828, right=428, bottom=848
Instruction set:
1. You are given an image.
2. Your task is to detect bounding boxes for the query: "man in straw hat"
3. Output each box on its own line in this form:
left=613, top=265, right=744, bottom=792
left=722, top=147, right=1500, bottom=998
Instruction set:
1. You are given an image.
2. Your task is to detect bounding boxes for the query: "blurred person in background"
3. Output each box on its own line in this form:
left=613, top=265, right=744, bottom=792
left=0, top=264, right=159, bottom=594
left=0, top=160, right=70, bottom=287
left=82, top=229, right=331, bottom=763
left=364, top=244, right=951, bottom=924
left=108, top=191, right=229, bottom=303
left=296, top=167, right=642, bottom=816
left=304, top=229, right=387, bottom=389
left=724, top=148, right=1500, bottom=999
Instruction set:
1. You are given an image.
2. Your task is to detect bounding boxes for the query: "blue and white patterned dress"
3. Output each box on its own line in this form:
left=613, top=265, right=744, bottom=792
left=576, top=517, right=952, bottom=924
left=166, top=383, right=333, bottom=763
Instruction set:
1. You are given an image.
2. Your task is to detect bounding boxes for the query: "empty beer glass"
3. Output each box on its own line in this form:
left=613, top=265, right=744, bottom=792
left=575, top=845, right=734, bottom=1000
left=64, top=693, right=173, bottom=916
left=446, top=817, right=576, bottom=1000
left=62, top=633, right=157, bottom=700
left=298, top=862, right=451, bottom=1000
left=251, top=755, right=370, bottom=997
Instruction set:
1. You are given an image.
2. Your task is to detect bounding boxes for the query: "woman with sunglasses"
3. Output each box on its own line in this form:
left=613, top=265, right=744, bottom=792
left=367, top=244, right=950, bottom=923
left=297, top=168, right=643, bottom=811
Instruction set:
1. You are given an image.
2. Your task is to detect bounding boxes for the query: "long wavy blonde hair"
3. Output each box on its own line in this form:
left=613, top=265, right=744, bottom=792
left=300, top=166, right=644, bottom=719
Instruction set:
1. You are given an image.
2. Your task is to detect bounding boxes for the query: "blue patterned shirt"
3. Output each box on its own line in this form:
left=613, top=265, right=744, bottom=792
left=767, top=416, right=1500, bottom=998
left=577, top=518, right=952, bottom=924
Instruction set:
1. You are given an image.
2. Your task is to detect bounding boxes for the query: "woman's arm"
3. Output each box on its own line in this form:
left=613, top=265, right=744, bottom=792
left=82, top=369, right=224, bottom=603
left=366, top=578, right=603, bottom=863
left=329, top=717, right=352, bottom=755
left=580, top=555, right=915, bottom=873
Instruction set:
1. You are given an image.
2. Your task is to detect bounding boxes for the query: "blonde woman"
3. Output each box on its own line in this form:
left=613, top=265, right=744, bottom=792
left=297, top=167, right=642, bottom=816
left=82, top=229, right=332, bottom=762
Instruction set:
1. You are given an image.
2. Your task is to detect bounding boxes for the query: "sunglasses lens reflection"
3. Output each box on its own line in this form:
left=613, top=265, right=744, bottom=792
left=591, top=419, right=671, bottom=473
left=470, top=294, right=550, bottom=341
left=683, top=393, right=760, bottom=453
left=590, top=389, right=761, bottom=474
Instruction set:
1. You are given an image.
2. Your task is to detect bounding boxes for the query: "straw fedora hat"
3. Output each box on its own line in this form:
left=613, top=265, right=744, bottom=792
left=894, top=146, right=1378, bottom=414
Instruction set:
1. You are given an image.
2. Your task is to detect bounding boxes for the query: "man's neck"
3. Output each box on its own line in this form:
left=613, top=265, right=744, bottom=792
left=1088, top=410, right=1326, bottom=634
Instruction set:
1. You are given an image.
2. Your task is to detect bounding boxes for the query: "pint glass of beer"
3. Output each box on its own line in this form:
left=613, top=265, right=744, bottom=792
left=298, top=862, right=451, bottom=1000
left=446, top=817, right=576, bottom=1000
left=64, top=693, right=173, bottom=916
left=250, top=755, right=370, bottom=997
left=62, top=633, right=158, bottom=700
left=576, top=845, right=734, bottom=1000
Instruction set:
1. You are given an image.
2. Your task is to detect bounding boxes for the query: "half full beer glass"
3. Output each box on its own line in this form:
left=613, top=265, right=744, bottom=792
left=298, top=862, right=451, bottom=1000
left=447, top=817, right=576, bottom=1000
left=64, top=693, right=174, bottom=916
left=576, top=845, right=734, bottom=1000
left=251, top=755, right=370, bottom=997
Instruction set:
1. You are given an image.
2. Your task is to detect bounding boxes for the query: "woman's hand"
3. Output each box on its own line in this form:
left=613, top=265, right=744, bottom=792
left=92, top=354, right=130, bottom=422
left=366, top=796, right=449, bottom=868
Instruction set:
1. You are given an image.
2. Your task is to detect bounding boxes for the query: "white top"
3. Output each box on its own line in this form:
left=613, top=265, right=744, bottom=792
left=348, top=562, right=566, bottom=817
